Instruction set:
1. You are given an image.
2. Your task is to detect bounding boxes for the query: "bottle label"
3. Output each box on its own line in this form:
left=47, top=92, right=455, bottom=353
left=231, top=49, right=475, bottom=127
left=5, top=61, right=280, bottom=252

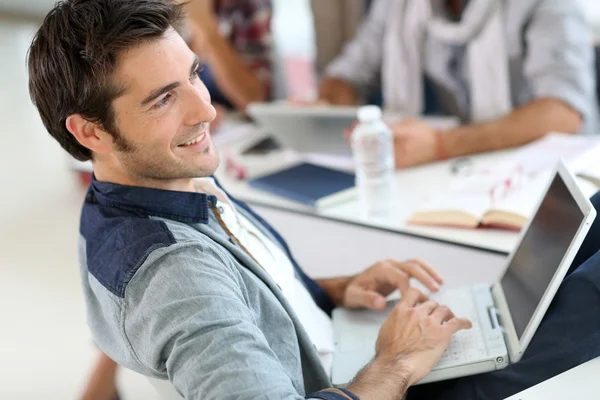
left=352, top=135, right=394, bottom=176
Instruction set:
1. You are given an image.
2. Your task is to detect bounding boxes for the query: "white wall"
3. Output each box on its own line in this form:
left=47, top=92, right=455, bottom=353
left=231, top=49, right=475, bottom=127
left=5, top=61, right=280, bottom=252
left=580, top=0, right=600, bottom=23
left=3, top=0, right=600, bottom=27
left=271, top=0, right=315, bottom=59
left=579, top=0, right=600, bottom=40
left=0, top=0, right=55, bottom=16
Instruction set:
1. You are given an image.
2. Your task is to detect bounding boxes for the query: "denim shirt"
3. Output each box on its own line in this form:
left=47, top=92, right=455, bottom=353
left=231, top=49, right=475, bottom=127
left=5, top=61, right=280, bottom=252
left=78, top=177, right=357, bottom=400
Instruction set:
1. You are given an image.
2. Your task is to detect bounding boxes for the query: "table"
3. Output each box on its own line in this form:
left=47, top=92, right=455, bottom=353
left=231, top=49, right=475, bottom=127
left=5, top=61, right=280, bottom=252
left=72, top=120, right=600, bottom=256
left=214, top=124, right=600, bottom=255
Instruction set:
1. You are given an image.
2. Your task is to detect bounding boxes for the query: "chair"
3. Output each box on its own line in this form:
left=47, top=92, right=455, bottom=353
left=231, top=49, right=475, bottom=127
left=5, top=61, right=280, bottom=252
left=147, top=377, right=183, bottom=400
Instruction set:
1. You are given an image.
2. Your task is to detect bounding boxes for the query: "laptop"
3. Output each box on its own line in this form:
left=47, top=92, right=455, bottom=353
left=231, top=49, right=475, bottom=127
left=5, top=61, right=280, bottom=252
left=331, top=161, right=596, bottom=385
left=247, top=102, right=358, bottom=155
left=247, top=102, right=460, bottom=156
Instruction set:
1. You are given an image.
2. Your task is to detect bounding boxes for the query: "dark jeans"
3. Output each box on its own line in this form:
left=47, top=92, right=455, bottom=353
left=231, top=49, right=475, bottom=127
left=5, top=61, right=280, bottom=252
left=407, top=192, right=600, bottom=399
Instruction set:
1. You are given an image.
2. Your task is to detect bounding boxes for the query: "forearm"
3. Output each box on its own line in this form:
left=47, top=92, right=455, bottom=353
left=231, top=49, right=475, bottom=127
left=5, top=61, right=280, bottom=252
left=79, top=352, right=119, bottom=400
left=346, top=357, right=413, bottom=400
left=315, top=276, right=354, bottom=307
left=444, top=98, right=582, bottom=158
left=322, top=0, right=387, bottom=91
left=197, top=22, right=266, bottom=110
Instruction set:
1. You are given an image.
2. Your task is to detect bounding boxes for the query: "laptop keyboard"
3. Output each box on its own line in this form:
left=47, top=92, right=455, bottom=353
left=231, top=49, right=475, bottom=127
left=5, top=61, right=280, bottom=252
left=431, top=289, right=488, bottom=367
left=333, top=285, right=504, bottom=374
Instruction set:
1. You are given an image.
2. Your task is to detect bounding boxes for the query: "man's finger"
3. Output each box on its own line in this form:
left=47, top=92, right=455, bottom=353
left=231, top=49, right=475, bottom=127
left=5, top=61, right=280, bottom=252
left=346, top=286, right=387, bottom=310
left=399, top=287, right=429, bottom=308
left=407, top=259, right=444, bottom=285
left=430, top=305, right=455, bottom=324
left=444, top=317, right=473, bottom=333
left=391, top=260, right=441, bottom=292
left=417, top=300, right=439, bottom=315
left=375, top=264, right=410, bottom=294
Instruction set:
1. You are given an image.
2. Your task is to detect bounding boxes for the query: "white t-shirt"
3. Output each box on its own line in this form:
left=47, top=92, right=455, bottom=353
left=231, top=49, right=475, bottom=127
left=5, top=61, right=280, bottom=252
left=195, top=178, right=336, bottom=375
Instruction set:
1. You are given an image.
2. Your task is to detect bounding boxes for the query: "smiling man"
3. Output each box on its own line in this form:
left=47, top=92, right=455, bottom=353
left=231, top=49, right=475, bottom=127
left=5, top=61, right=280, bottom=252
left=27, top=1, right=600, bottom=400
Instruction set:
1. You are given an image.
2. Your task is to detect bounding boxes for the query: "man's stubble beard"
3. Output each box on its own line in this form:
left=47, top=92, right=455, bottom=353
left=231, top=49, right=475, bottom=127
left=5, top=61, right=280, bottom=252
left=116, top=135, right=218, bottom=182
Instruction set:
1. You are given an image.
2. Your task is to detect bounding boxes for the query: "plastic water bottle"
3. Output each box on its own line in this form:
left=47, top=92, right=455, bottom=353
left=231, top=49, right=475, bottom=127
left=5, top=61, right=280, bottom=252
left=351, top=105, right=397, bottom=218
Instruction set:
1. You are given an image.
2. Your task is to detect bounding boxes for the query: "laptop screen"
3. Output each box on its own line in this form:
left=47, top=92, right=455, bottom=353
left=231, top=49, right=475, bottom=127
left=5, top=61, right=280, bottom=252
left=500, top=173, right=585, bottom=339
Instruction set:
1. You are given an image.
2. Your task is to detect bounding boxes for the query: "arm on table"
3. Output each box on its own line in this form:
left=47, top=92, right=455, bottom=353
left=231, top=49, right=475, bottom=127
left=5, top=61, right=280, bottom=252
left=391, top=0, right=593, bottom=168
left=442, top=98, right=582, bottom=158
left=445, top=0, right=594, bottom=158
left=392, top=98, right=582, bottom=168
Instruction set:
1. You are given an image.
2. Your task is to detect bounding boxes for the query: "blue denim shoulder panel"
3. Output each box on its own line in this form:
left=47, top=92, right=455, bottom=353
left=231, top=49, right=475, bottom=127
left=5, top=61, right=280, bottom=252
left=80, top=200, right=176, bottom=298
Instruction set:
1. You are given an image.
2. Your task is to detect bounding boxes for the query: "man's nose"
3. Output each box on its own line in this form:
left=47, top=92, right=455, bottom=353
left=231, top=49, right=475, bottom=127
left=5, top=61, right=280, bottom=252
left=184, top=84, right=216, bottom=126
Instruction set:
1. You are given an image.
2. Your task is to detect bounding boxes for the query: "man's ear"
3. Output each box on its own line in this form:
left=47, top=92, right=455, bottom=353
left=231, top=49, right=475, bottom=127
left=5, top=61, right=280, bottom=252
left=65, top=114, right=113, bottom=155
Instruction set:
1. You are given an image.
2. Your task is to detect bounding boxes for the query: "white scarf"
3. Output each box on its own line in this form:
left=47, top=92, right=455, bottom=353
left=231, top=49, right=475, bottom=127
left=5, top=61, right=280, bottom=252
left=383, top=0, right=512, bottom=122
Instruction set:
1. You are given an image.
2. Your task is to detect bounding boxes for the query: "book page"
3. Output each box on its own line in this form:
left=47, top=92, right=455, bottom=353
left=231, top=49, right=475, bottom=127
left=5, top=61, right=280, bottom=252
left=509, top=133, right=600, bottom=175
left=410, top=173, right=497, bottom=222
left=407, top=133, right=600, bottom=230
left=410, top=167, right=553, bottom=230
left=488, top=171, right=553, bottom=219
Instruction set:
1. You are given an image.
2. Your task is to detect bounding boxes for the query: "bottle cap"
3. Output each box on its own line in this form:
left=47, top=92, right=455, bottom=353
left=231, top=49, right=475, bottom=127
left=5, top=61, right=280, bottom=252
left=357, top=105, right=382, bottom=123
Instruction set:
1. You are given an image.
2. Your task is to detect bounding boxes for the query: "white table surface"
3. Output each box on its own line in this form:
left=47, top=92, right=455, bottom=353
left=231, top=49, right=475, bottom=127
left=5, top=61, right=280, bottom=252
left=214, top=124, right=600, bottom=255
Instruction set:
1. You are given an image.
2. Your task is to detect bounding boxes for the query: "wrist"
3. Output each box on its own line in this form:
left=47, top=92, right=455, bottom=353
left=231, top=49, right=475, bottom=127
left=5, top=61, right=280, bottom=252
left=346, top=356, right=414, bottom=400
left=316, top=276, right=354, bottom=307
left=434, top=129, right=448, bottom=161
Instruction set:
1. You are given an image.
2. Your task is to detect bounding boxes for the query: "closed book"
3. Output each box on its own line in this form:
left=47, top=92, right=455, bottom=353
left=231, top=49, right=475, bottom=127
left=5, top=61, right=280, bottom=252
left=249, top=163, right=356, bottom=208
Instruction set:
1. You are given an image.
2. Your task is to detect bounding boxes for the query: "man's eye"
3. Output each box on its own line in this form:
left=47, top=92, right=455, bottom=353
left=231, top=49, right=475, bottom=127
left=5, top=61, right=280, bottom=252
left=153, top=93, right=172, bottom=109
left=191, top=66, right=204, bottom=80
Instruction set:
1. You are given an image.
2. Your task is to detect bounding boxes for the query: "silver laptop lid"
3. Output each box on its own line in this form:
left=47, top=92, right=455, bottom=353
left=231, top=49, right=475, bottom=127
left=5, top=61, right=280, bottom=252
left=492, top=161, right=596, bottom=362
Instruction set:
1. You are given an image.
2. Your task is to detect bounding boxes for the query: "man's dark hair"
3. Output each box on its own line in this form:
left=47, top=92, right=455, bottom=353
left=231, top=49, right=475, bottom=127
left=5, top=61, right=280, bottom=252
left=28, top=0, right=185, bottom=161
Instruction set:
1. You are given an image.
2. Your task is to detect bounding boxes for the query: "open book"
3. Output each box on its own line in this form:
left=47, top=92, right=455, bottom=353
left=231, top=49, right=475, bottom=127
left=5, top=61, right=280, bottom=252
left=408, top=169, right=552, bottom=231
left=408, top=134, right=600, bottom=231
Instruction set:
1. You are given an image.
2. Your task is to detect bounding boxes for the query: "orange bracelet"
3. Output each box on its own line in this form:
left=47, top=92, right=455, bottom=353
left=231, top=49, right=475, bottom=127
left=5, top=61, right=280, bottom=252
left=435, top=130, right=448, bottom=161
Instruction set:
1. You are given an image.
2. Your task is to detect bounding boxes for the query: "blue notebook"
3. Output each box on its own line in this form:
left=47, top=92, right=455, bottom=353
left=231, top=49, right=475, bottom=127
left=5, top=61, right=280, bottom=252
left=249, top=163, right=356, bottom=208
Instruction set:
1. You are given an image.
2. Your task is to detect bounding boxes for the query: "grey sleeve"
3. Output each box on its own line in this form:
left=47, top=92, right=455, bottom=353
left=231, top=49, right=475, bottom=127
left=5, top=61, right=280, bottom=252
left=523, top=0, right=598, bottom=133
left=323, top=0, right=389, bottom=92
left=121, top=243, right=312, bottom=400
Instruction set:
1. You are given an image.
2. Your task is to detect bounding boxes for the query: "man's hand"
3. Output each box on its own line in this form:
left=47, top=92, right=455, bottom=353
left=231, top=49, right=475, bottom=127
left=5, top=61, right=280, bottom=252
left=376, top=288, right=472, bottom=384
left=343, top=259, right=444, bottom=310
left=318, top=77, right=359, bottom=106
left=390, top=119, right=439, bottom=168
left=347, top=288, right=472, bottom=398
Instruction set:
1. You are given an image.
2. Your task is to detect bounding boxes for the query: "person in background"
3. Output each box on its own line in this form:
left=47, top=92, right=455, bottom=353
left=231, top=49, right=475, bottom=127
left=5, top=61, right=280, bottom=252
left=182, top=0, right=273, bottom=127
left=318, top=0, right=600, bottom=168
left=310, top=0, right=368, bottom=77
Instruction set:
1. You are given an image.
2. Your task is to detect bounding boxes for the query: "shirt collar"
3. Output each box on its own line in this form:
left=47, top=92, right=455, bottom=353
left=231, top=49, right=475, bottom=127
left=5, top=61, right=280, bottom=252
left=88, top=175, right=218, bottom=224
